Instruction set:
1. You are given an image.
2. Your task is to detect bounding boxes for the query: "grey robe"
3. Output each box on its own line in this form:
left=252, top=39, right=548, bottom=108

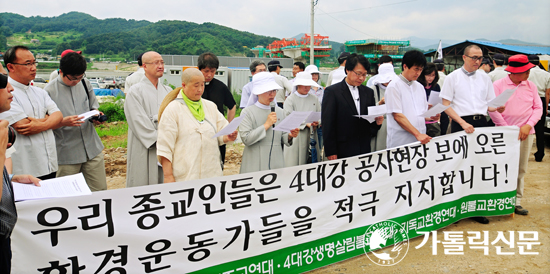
left=283, top=93, right=321, bottom=166
left=124, top=77, right=171, bottom=187
left=369, top=84, right=388, bottom=152
left=239, top=105, right=292, bottom=174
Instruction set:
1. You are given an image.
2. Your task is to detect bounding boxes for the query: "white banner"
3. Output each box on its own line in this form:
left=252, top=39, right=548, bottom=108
left=12, top=127, right=520, bottom=273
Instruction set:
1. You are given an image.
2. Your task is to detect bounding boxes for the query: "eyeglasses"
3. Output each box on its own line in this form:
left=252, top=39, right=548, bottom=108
left=351, top=70, right=368, bottom=78
left=144, top=60, right=165, bottom=66
left=65, top=73, right=86, bottom=81
left=12, top=62, right=39, bottom=68
left=465, top=55, right=483, bottom=62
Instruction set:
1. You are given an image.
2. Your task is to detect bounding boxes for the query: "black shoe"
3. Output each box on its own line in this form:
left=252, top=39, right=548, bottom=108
left=515, top=206, right=529, bottom=215
left=470, top=216, right=489, bottom=224
left=535, top=154, right=544, bottom=162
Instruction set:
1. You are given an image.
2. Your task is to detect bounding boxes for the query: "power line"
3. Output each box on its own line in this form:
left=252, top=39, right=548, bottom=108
left=316, top=7, right=376, bottom=38
left=318, top=0, right=418, bottom=15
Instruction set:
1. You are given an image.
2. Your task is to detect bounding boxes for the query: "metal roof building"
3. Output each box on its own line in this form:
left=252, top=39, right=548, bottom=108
left=424, top=40, right=550, bottom=71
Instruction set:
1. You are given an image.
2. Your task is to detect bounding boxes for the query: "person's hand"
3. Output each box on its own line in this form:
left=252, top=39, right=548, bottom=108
left=496, top=106, right=506, bottom=113
left=415, top=133, right=432, bottom=144
left=375, top=116, right=384, bottom=125
left=460, top=122, right=475, bottom=133
left=224, top=130, right=238, bottom=143
left=164, top=175, right=175, bottom=183
left=0, top=120, right=9, bottom=151
left=264, top=112, right=277, bottom=130
left=289, top=128, right=299, bottom=138
left=92, top=111, right=106, bottom=125
left=378, top=97, right=385, bottom=105
left=518, top=124, right=531, bottom=141
left=327, top=155, right=337, bottom=160
left=311, top=121, right=319, bottom=128
left=12, top=175, right=41, bottom=187
left=13, top=117, right=44, bottom=135
left=428, top=103, right=434, bottom=109
left=429, top=113, right=441, bottom=121
left=61, top=115, right=85, bottom=127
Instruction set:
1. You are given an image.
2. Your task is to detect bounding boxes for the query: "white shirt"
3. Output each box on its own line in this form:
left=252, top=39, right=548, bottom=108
left=437, top=71, right=446, bottom=87
left=124, top=67, right=145, bottom=92
left=366, top=74, right=378, bottom=87
left=0, top=77, right=60, bottom=177
left=488, top=66, right=508, bottom=83
left=49, top=70, right=59, bottom=82
left=385, top=75, right=428, bottom=148
left=240, top=81, right=253, bottom=108
left=271, top=72, right=293, bottom=103
left=440, top=68, right=495, bottom=116
left=327, top=66, right=346, bottom=87
left=528, top=66, right=550, bottom=97
left=344, top=80, right=361, bottom=114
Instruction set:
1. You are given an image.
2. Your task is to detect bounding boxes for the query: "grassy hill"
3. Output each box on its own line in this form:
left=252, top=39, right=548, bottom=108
left=0, top=12, right=279, bottom=60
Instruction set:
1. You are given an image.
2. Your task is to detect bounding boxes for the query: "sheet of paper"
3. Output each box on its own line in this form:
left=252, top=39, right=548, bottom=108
left=13, top=173, right=92, bottom=202
left=212, top=116, right=244, bottom=138
left=78, top=110, right=100, bottom=121
left=488, top=87, right=518, bottom=108
left=304, top=112, right=321, bottom=124
left=353, top=115, right=377, bottom=123
left=428, top=91, right=442, bottom=106
left=273, top=111, right=312, bottom=132
left=420, top=103, right=450, bottom=118
left=368, top=105, right=387, bottom=116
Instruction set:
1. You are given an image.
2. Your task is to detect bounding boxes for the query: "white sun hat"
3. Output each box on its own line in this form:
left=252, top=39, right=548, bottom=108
left=304, top=64, right=320, bottom=74
left=252, top=72, right=282, bottom=95
left=292, top=71, right=321, bottom=87
left=374, top=63, right=397, bottom=84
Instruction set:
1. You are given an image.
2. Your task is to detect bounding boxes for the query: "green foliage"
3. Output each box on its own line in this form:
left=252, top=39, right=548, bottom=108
left=98, top=98, right=126, bottom=122
left=0, top=34, right=6, bottom=51
left=231, top=90, right=242, bottom=118
left=95, top=121, right=128, bottom=138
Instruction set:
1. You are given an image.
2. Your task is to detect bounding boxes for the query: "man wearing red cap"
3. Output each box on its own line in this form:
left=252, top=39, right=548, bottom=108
left=49, top=49, right=82, bottom=81
left=489, top=54, right=542, bottom=216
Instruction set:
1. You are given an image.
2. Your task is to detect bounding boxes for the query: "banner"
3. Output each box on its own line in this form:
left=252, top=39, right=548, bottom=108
left=12, top=127, right=520, bottom=273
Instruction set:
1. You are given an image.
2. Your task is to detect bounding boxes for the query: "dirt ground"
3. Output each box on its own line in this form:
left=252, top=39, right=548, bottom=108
left=104, top=138, right=550, bottom=274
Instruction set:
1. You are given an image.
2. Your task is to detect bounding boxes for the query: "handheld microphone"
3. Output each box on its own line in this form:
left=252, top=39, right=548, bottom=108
left=270, top=101, right=276, bottom=128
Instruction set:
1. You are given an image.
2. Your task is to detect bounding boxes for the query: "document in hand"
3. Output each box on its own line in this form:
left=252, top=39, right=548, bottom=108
left=420, top=103, right=450, bottom=118
left=273, top=111, right=312, bottom=132
left=488, top=87, right=518, bottom=108
left=78, top=110, right=100, bottom=121
left=13, top=173, right=92, bottom=201
left=304, top=112, right=321, bottom=124
left=428, top=91, right=442, bottom=106
left=212, top=116, right=244, bottom=138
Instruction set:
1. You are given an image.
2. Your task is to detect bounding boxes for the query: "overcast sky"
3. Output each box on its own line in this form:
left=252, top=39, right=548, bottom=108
left=6, top=0, right=550, bottom=46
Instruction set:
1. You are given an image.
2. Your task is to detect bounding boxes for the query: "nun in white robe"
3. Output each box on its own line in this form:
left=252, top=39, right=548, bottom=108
left=239, top=72, right=299, bottom=174
left=368, top=63, right=397, bottom=152
left=283, top=72, right=322, bottom=166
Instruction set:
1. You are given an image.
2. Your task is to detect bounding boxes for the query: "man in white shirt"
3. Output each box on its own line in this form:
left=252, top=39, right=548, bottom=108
left=268, top=60, right=293, bottom=108
left=326, top=52, right=350, bottom=87
left=124, top=52, right=145, bottom=93
left=239, top=60, right=267, bottom=109
left=478, top=58, right=492, bottom=73
left=366, top=55, right=393, bottom=87
left=0, top=46, right=63, bottom=180
left=386, top=50, right=439, bottom=148
left=527, top=55, right=550, bottom=162
left=488, top=54, right=509, bottom=82
left=440, top=44, right=504, bottom=224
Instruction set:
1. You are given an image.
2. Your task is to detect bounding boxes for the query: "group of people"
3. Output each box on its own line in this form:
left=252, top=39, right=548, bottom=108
left=1, top=43, right=549, bottom=272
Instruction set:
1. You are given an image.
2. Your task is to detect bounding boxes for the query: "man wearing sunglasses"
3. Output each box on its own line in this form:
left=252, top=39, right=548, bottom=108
left=44, top=51, right=107, bottom=192
left=0, top=45, right=62, bottom=180
left=440, top=44, right=505, bottom=225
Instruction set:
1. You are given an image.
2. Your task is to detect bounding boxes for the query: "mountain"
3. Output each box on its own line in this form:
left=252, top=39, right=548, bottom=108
left=405, top=36, right=546, bottom=51
left=0, top=12, right=279, bottom=57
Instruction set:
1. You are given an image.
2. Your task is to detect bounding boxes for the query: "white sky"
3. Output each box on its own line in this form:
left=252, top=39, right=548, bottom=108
left=5, top=0, right=550, bottom=45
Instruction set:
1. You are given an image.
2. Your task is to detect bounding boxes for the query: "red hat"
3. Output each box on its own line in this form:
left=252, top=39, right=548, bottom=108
left=505, top=54, right=535, bottom=74
left=61, top=49, right=82, bottom=58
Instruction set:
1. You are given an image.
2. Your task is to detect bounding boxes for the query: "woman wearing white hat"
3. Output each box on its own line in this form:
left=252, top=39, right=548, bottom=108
left=368, top=63, right=396, bottom=151
left=239, top=72, right=299, bottom=174
left=304, top=65, right=325, bottom=156
left=283, top=72, right=322, bottom=166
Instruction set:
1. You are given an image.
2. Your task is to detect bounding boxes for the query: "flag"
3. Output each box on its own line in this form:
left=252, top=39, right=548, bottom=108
left=436, top=40, right=443, bottom=60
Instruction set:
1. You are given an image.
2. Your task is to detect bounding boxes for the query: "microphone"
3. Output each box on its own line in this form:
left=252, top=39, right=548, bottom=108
left=270, top=101, right=276, bottom=128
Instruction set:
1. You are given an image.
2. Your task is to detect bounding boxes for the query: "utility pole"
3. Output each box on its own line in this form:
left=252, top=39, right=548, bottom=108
left=310, top=0, right=315, bottom=65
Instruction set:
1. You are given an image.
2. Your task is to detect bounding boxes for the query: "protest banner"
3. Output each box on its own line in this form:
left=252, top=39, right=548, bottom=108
left=12, top=127, right=520, bottom=273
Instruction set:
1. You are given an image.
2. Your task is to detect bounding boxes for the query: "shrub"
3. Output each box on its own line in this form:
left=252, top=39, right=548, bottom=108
left=99, top=101, right=126, bottom=122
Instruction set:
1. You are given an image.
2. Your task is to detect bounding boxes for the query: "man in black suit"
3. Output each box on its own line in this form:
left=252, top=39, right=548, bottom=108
left=322, top=53, right=384, bottom=160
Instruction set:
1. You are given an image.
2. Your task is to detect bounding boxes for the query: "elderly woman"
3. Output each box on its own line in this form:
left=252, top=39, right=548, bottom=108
left=157, top=68, right=237, bottom=183
left=368, top=63, right=397, bottom=151
left=240, top=72, right=299, bottom=173
left=284, top=72, right=321, bottom=166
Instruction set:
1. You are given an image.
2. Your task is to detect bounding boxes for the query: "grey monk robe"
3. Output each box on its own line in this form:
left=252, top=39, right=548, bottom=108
left=124, top=77, right=171, bottom=187
left=283, top=93, right=321, bottom=166
left=239, top=104, right=293, bottom=174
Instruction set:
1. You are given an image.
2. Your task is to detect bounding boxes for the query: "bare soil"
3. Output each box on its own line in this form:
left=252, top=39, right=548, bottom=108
left=104, top=138, right=550, bottom=273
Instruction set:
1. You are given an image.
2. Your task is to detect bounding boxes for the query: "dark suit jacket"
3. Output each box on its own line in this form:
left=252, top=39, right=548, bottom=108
left=322, top=79, right=381, bottom=159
